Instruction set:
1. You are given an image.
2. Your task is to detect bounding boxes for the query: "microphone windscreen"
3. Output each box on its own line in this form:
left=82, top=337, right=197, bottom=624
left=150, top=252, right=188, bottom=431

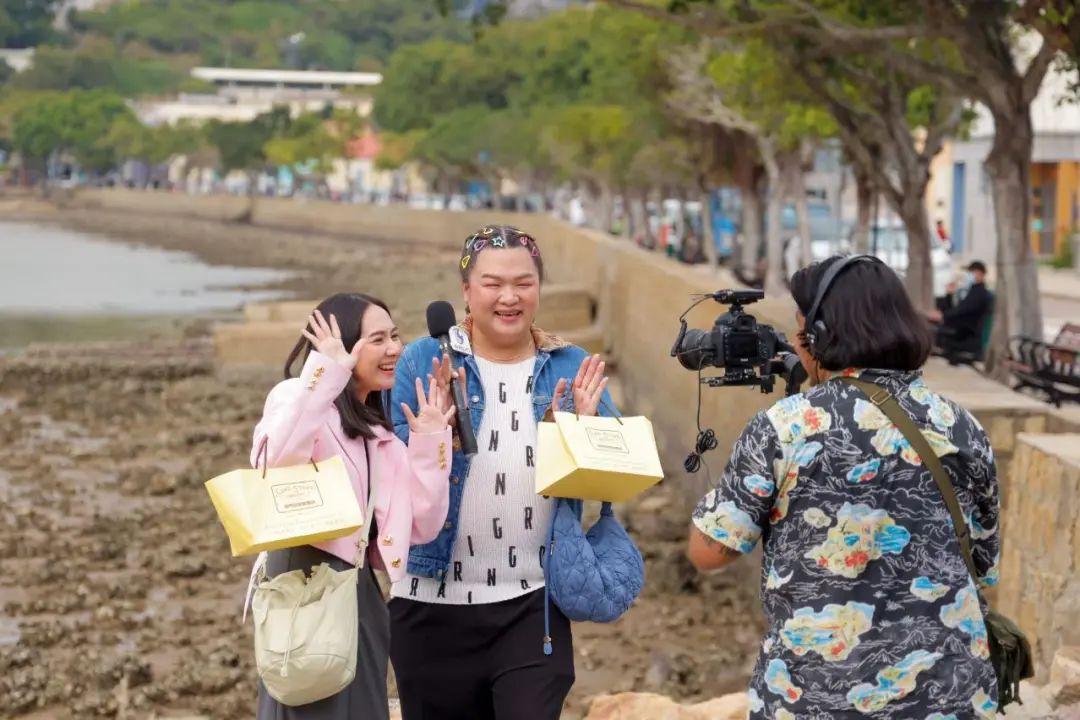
left=426, top=301, right=457, bottom=338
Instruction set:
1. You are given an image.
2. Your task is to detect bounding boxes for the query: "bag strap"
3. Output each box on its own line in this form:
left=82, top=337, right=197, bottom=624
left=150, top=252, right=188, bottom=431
left=838, top=377, right=981, bottom=588
left=351, top=438, right=378, bottom=571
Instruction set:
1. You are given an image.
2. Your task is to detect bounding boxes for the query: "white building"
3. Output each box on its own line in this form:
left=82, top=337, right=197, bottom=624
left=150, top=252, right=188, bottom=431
left=929, top=54, right=1080, bottom=263
left=135, top=67, right=382, bottom=126
left=0, top=48, right=34, bottom=73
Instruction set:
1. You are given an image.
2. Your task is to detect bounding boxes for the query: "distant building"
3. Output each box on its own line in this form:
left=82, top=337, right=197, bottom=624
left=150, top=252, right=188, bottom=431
left=0, top=48, right=34, bottom=73
left=135, top=67, right=382, bottom=126
left=930, top=56, right=1080, bottom=261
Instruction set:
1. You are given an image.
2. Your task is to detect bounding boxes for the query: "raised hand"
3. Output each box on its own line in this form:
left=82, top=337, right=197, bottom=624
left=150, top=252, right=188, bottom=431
left=551, top=354, right=608, bottom=417
left=301, top=309, right=364, bottom=369
left=430, top=353, right=466, bottom=425
left=400, top=375, right=455, bottom=434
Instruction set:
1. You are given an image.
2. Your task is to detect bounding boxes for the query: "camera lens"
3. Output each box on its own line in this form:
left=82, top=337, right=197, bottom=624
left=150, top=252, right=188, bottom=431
left=675, top=328, right=713, bottom=370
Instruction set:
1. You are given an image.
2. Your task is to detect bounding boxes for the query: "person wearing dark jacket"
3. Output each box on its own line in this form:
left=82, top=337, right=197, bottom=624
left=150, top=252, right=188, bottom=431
left=928, top=261, right=993, bottom=360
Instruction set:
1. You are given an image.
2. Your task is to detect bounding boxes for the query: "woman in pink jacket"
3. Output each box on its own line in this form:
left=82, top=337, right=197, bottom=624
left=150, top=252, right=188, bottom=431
left=251, top=292, right=455, bottom=720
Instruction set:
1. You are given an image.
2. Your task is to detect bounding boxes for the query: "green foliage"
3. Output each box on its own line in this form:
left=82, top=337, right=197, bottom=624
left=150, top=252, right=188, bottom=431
left=70, top=0, right=470, bottom=72
left=707, top=39, right=836, bottom=149
left=12, top=89, right=132, bottom=171
left=0, top=0, right=60, bottom=48
left=542, top=103, right=632, bottom=184
left=1050, top=233, right=1076, bottom=269
left=103, top=116, right=204, bottom=165
left=262, top=109, right=362, bottom=177
left=12, top=43, right=188, bottom=96
left=375, top=5, right=686, bottom=187
left=204, top=106, right=291, bottom=174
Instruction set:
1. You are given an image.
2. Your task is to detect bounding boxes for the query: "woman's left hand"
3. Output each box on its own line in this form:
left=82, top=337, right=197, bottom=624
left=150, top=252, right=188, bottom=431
left=551, top=354, right=608, bottom=417
left=401, top=375, right=455, bottom=434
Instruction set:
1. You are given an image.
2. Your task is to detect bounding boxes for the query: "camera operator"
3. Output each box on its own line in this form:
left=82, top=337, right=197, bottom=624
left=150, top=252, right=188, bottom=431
left=687, top=256, right=1002, bottom=717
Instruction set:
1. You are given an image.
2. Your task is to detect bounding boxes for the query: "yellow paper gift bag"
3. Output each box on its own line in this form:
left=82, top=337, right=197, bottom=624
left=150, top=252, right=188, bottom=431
left=205, top=455, right=364, bottom=557
left=536, top=411, right=664, bottom=502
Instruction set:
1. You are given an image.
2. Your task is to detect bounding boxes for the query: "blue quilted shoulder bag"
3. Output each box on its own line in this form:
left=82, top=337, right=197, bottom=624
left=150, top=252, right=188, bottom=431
left=541, top=497, right=644, bottom=654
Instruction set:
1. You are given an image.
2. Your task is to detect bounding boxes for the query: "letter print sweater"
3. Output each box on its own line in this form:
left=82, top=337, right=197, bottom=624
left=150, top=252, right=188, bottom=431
left=392, top=356, right=553, bottom=604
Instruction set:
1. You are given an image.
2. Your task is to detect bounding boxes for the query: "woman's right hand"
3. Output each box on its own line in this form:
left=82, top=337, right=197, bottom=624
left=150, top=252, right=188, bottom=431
left=301, top=309, right=364, bottom=369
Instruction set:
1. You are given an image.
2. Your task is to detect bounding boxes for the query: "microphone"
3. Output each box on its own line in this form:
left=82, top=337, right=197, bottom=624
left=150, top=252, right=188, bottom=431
left=426, top=301, right=478, bottom=457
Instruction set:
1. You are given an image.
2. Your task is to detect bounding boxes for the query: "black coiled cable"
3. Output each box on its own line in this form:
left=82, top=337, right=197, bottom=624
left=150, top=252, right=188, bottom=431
left=684, top=427, right=717, bottom=473
left=684, top=366, right=718, bottom=474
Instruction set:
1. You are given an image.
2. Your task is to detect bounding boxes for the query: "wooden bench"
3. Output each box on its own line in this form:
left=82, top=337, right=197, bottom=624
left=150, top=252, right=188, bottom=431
left=1006, top=322, right=1080, bottom=407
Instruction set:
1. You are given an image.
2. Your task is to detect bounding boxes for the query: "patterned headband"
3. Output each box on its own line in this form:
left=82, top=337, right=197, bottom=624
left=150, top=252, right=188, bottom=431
left=459, top=225, right=541, bottom=275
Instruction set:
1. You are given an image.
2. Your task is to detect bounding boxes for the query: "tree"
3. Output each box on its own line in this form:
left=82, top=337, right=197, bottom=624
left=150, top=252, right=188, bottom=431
left=12, top=89, right=132, bottom=180
left=795, top=55, right=967, bottom=310
left=205, top=106, right=291, bottom=216
left=71, top=0, right=470, bottom=73
left=380, top=4, right=687, bottom=227
left=0, top=0, right=60, bottom=48
left=12, top=41, right=188, bottom=96
left=667, top=40, right=835, bottom=293
left=263, top=109, right=365, bottom=191
left=602, top=0, right=1078, bottom=371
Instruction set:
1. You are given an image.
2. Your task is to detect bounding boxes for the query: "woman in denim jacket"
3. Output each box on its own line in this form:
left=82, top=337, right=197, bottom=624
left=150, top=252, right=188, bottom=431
left=389, top=226, right=616, bottom=720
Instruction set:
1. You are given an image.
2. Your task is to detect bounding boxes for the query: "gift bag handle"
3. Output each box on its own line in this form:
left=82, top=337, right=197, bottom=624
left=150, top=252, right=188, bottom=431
left=254, top=436, right=320, bottom=480
left=565, top=394, right=623, bottom=425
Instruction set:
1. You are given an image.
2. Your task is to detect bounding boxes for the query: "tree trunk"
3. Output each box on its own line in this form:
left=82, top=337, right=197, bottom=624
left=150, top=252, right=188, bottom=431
left=779, top=149, right=812, bottom=277
left=699, top=188, right=719, bottom=268
left=734, top=150, right=763, bottom=276
left=796, top=141, right=814, bottom=268
left=793, top=166, right=812, bottom=269
left=984, top=107, right=1044, bottom=376
left=853, top=166, right=873, bottom=253
left=894, top=194, right=934, bottom=312
left=599, top=184, right=615, bottom=234
left=629, top=193, right=649, bottom=247
left=761, top=139, right=785, bottom=297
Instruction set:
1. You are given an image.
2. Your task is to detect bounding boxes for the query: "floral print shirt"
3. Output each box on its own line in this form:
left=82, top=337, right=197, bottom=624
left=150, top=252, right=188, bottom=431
left=693, top=369, right=1000, bottom=718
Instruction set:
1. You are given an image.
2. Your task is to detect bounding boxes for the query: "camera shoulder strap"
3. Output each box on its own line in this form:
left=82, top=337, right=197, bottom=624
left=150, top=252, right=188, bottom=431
left=837, top=377, right=981, bottom=589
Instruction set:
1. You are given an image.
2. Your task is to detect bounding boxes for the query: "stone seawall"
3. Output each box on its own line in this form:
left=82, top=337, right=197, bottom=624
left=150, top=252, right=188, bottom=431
left=74, top=188, right=795, bottom=499
left=68, top=189, right=1080, bottom=684
left=999, top=434, right=1080, bottom=682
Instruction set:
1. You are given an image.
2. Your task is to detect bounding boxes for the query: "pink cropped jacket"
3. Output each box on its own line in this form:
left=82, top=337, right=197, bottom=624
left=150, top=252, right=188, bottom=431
left=250, top=350, right=451, bottom=581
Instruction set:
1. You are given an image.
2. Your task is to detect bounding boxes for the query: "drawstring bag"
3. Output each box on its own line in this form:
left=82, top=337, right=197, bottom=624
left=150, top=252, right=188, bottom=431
left=244, top=439, right=377, bottom=706
left=541, top=498, right=644, bottom=654
left=250, top=559, right=360, bottom=706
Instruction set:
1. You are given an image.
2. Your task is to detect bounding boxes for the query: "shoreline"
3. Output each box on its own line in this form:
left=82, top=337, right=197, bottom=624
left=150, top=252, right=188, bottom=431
left=0, top=196, right=764, bottom=719
left=0, top=196, right=465, bottom=340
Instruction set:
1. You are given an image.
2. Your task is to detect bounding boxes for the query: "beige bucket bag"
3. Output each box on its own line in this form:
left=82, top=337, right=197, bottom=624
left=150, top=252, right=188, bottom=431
left=244, top=438, right=377, bottom=706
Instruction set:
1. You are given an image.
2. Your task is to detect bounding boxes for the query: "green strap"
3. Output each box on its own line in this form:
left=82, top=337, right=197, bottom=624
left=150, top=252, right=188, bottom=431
left=838, top=377, right=982, bottom=588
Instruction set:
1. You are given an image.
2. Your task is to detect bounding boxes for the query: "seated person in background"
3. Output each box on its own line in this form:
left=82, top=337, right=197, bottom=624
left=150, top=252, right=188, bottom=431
left=927, top=260, right=993, bottom=360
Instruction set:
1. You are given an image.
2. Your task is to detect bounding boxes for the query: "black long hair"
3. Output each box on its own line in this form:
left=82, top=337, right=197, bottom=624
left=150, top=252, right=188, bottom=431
left=789, top=256, right=933, bottom=372
left=284, top=293, right=393, bottom=440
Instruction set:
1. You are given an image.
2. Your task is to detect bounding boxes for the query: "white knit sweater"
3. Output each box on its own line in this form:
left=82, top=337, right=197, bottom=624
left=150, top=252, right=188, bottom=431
left=392, top=356, right=553, bottom=604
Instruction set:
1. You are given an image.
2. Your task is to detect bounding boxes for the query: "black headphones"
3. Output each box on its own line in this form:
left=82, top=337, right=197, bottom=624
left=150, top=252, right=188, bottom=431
left=803, top=254, right=884, bottom=350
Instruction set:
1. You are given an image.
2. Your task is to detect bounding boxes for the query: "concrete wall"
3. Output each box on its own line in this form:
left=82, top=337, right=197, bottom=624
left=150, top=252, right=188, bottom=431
left=997, top=434, right=1080, bottom=681
left=74, top=191, right=1056, bottom=492
left=76, top=189, right=795, bottom=503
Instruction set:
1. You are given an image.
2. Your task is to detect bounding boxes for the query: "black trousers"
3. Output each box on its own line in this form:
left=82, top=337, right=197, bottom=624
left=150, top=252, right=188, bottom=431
left=389, top=589, right=574, bottom=720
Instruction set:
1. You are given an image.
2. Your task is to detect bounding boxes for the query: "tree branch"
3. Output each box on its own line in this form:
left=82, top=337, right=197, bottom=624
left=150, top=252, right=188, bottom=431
left=786, top=0, right=935, bottom=43
left=664, top=43, right=763, bottom=138
left=1023, top=34, right=1060, bottom=104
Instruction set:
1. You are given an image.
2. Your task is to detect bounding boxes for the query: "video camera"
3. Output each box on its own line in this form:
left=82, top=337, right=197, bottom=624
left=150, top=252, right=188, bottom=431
left=670, top=289, right=806, bottom=396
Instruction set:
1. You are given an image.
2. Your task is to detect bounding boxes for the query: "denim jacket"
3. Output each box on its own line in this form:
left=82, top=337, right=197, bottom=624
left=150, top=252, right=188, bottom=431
left=391, top=318, right=617, bottom=581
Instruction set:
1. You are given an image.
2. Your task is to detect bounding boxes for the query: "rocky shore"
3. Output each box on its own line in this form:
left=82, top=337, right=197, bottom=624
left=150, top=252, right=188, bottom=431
left=0, top=199, right=765, bottom=719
